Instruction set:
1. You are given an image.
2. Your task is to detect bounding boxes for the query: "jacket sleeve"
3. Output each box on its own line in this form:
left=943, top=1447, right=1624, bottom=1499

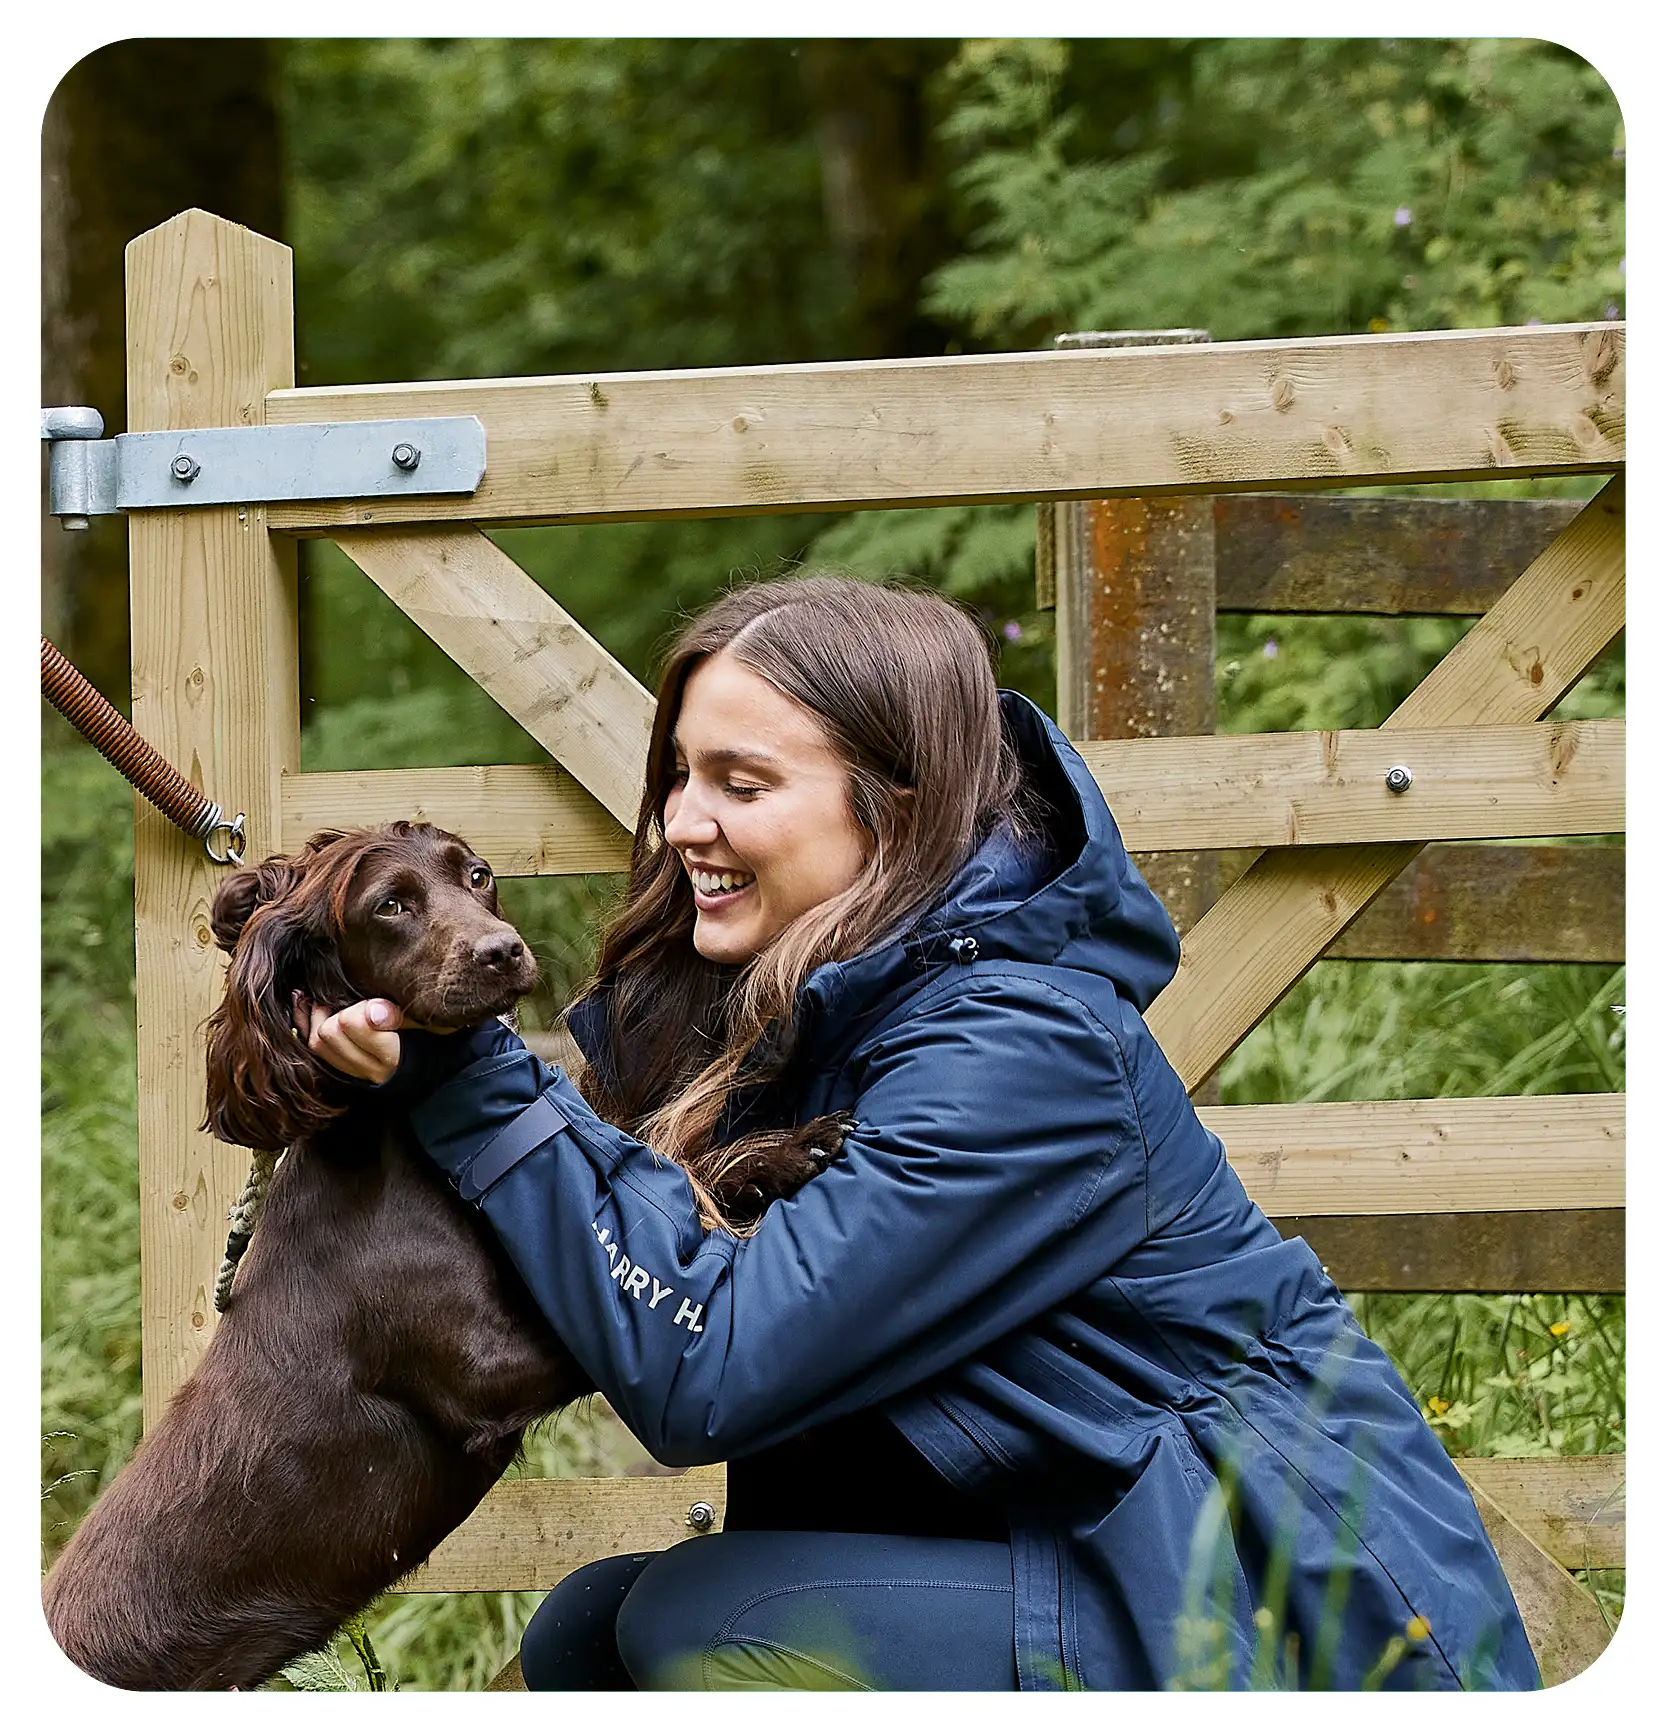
left=406, top=972, right=1154, bottom=1465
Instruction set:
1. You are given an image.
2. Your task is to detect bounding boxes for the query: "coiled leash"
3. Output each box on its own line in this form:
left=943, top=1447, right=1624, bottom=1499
left=41, top=636, right=246, bottom=864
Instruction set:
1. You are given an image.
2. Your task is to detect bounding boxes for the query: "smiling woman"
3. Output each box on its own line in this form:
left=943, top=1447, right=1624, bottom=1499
left=303, top=572, right=1538, bottom=1693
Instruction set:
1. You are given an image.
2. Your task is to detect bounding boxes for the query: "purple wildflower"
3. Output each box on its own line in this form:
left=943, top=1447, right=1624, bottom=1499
left=1394, top=206, right=1413, bottom=228
left=1262, top=638, right=1279, bottom=660
left=1003, top=620, right=1024, bottom=643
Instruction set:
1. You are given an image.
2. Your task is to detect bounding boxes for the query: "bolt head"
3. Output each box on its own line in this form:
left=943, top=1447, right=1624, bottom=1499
left=170, top=453, right=201, bottom=484
left=686, top=1501, right=716, bottom=1531
left=391, top=442, right=422, bottom=471
left=1385, top=765, right=1413, bottom=794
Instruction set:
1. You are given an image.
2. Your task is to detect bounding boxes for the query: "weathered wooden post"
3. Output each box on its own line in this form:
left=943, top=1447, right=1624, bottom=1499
left=126, top=210, right=297, bottom=1426
left=1040, top=330, right=1218, bottom=1094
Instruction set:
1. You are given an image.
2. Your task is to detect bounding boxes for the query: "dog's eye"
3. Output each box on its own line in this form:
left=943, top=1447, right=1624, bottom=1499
left=377, top=896, right=406, bottom=917
left=469, top=866, right=492, bottom=889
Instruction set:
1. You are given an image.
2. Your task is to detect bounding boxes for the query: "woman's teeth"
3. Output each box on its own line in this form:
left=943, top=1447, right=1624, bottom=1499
left=693, top=869, right=754, bottom=896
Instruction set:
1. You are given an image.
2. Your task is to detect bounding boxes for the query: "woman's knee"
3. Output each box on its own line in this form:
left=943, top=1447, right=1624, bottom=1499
left=520, top=1551, right=656, bottom=1691
left=614, top=1538, right=733, bottom=1690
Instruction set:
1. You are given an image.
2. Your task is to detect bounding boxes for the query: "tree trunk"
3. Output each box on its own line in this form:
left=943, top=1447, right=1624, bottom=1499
left=41, top=40, right=284, bottom=710
left=798, top=41, right=958, bottom=360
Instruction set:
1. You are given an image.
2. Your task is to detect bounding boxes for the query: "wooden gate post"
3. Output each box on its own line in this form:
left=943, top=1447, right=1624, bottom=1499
left=126, top=210, right=297, bottom=1427
left=1044, top=332, right=1219, bottom=1053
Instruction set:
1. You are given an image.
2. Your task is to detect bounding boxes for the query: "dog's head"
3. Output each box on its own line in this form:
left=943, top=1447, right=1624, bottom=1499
left=202, top=822, right=540, bottom=1150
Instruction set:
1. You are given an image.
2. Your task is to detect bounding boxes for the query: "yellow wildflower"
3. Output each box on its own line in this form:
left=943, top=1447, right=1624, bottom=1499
left=1549, top=1321, right=1570, bottom=1337
left=1426, top=1396, right=1450, bottom=1417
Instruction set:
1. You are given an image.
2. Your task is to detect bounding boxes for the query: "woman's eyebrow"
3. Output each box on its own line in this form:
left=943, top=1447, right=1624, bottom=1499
left=671, top=738, right=781, bottom=771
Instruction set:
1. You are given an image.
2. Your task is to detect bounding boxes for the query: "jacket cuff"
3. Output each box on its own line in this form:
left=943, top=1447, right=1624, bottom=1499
left=367, top=1018, right=525, bottom=1108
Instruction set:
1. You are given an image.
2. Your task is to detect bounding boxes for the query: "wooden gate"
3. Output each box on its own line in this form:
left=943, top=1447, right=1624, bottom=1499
left=122, top=210, right=1623, bottom=1682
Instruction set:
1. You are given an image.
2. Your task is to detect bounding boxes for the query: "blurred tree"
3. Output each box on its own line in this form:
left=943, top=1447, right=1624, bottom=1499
left=41, top=39, right=285, bottom=709
left=798, top=39, right=959, bottom=357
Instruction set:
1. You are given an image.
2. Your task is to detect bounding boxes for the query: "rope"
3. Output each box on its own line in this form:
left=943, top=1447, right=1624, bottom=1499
left=41, top=636, right=244, bottom=862
left=213, top=1148, right=281, bottom=1313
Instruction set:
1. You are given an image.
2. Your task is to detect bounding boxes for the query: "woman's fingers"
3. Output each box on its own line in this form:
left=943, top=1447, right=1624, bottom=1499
left=292, top=993, right=405, bottom=1085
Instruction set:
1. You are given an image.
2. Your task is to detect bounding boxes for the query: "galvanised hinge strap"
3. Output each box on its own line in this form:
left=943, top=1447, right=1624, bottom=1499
left=41, top=407, right=486, bottom=528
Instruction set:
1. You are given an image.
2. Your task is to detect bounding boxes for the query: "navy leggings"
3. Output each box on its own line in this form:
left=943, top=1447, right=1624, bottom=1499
left=519, top=1531, right=1019, bottom=1690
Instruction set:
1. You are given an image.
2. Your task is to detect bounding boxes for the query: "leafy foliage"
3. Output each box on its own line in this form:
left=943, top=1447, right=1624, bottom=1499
left=928, top=37, right=1624, bottom=346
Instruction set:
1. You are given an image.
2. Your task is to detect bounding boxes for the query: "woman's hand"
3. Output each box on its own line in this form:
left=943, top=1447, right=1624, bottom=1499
left=292, top=993, right=407, bottom=1086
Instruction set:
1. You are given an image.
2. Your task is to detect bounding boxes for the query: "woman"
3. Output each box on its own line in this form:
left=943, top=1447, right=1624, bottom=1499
left=303, top=575, right=1538, bottom=1692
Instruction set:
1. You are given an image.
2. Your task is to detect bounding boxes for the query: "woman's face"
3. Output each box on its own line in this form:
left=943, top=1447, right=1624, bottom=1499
left=663, top=651, right=871, bottom=965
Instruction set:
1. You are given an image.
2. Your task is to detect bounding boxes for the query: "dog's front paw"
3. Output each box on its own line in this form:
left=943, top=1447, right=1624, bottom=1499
left=708, top=1113, right=855, bottom=1225
left=801, top=1111, right=855, bottom=1173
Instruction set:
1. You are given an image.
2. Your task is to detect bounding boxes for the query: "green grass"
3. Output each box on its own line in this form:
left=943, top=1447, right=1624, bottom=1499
left=40, top=585, right=1625, bottom=1685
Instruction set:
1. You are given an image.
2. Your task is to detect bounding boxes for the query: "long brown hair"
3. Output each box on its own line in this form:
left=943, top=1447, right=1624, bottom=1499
left=571, top=574, right=1024, bottom=1227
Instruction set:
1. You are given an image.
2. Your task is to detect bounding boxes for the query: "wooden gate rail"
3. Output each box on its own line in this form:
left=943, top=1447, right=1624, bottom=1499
left=1212, top=493, right=1587, bottom=616
left=119, top=212, right=1623, bottom=1685
left=260, top=322, right=1621, bottom=531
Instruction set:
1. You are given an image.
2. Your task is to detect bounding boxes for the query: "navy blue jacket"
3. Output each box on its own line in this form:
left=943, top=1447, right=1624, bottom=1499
left=406, top=693, right=1538, bottom=1692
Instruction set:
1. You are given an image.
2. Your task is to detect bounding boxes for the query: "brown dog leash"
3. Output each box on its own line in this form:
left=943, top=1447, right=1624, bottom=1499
left=41, top=636, right=246, bottom=864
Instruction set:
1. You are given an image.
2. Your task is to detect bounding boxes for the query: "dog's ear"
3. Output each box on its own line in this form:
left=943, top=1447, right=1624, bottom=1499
left=203, top=873, right=348, bottom=1151
left=209, top=856, right=307, bottom=955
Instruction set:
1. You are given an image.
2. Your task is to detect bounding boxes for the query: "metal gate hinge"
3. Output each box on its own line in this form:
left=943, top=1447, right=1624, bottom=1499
left=41, top=407, right=486, bottom=528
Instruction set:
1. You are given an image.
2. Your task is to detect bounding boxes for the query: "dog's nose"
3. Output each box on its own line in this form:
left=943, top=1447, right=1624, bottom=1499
left=473, top=932, right=528, bottom=973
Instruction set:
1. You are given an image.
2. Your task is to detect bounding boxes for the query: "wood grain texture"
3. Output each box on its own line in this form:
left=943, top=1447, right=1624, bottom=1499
left=1456, top=1457, right=1624, bottom=1572
left=1214, top=493, right=1585, bottom=615
left=126, top=209, right=297, bottom=1427
left=1147, top=476, right=1625, bottom=1090
left=1320, top=843, right=1623, bottom=963
left=263, top=323, right=1623, bottom=530
left=1274, top=1210, right=1623, bottom=1294
left=1201, top=1094, right=1623, bottom=1217
left=329, top=527, right=654, bottom=828
left=1463, top=1476, right=1616, bottom=1686
left=395, top=1466, right=728, bottom=1593
left=1082, top=719, right=1622, bottom=850
left=281, top=764, right=629, bottom=874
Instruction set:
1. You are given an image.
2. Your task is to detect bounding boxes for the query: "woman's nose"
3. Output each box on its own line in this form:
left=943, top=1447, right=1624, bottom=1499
left=664, top=786, right=719, bottom=847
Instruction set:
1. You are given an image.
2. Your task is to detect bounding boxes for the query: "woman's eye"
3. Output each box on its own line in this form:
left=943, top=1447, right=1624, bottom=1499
left=725, top=783, right=764, bottom=800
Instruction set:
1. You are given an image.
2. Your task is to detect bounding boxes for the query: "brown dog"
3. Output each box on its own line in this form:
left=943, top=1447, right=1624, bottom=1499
left=42, top=822, right=832, bottom=1690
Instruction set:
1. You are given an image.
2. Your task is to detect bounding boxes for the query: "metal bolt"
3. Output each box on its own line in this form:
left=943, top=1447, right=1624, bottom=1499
left=686, top=1501, right=716, bottom=1532
left=1385, top=765, right=1413, bottom=794
left=391, top=442, right=422, bottom=472
left=170, top=453, right=201, bottom=484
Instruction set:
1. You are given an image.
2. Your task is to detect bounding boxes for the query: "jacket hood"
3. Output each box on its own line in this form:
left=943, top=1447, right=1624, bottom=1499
left=567, top=692, right=1179, bottom=1084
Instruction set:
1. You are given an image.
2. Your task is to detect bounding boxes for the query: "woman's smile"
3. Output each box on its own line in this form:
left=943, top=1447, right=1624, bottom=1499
left=688, top=866, right=756, bottom=907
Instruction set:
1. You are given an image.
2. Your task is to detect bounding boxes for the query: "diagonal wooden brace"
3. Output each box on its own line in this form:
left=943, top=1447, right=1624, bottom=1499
left=331, top=527, right=655, bottom=830
left=1146, top=475, right=1625, bottom=1091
